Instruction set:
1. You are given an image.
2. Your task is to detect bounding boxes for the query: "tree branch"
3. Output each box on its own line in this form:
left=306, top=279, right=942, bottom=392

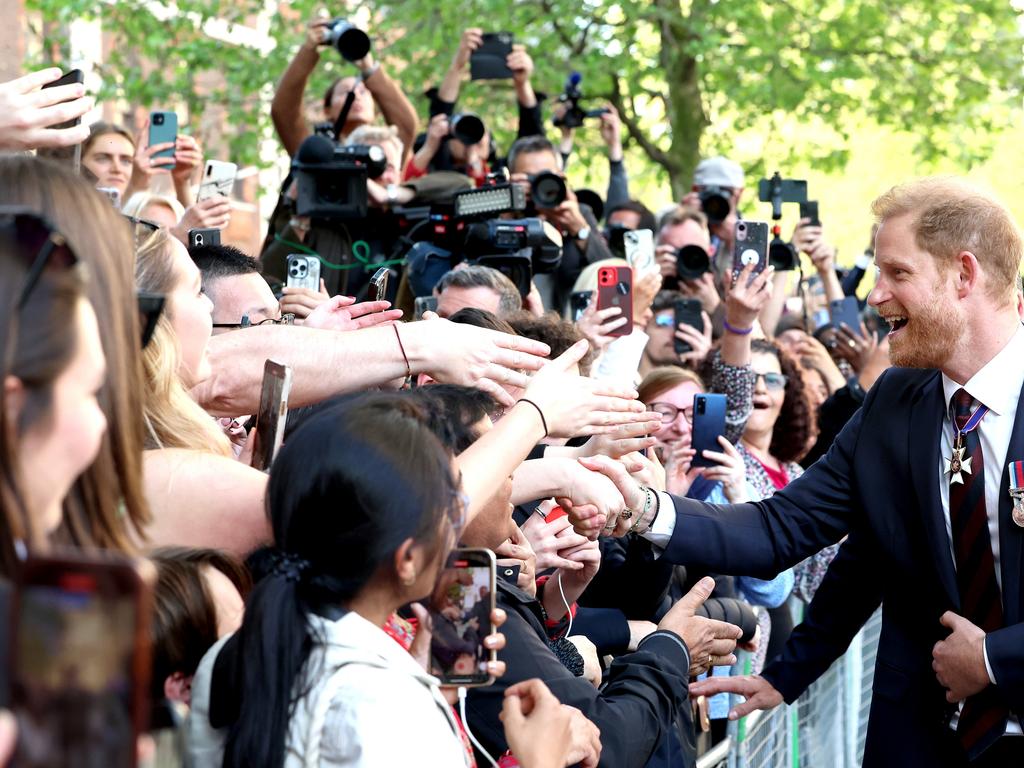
left=608, top=77, right=674, bottom=172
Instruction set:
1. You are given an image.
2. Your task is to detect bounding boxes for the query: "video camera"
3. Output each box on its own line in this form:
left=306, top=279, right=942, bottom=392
left=292, top=134, right=387, bottom=220
left=552, top=72, right=610, bottom=129
left=402, top=172, right=563, bottom=299
left=322, top=19, right=371, bottom=62
left=757, top=171, right=807, bottom=271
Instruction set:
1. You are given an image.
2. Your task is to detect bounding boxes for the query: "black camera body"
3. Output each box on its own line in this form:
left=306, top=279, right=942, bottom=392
left=292, top=135, right=387, bottom=220
left=552, top=72, right=610, bottom=129
left=324, top=19, right=371, bottom=62
left=463, top=219, right=562, bottom=298
left=698, top=185, right=732, bottom=225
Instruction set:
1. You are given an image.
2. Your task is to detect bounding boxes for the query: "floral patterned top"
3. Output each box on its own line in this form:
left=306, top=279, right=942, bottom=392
left=738, top=445, right=840, bottom=603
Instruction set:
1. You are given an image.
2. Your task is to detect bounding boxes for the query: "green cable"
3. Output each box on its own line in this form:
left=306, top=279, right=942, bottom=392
left=274, top=233, right=403, bottom=271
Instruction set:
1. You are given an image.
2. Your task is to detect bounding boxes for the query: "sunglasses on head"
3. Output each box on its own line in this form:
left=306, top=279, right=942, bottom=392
left=0, top=208, right=79, bottom=309
left=123, top=214, right=161, bottom=251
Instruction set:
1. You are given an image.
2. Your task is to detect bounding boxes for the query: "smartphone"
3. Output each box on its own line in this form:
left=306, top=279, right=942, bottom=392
left=799, top=200, right=820, bottom=227
left=249, top=360, right=293, bottom=472
left=690, top=393, right=727, bottom=468
left=370, top=266, right=390, bottom=302
left=732, top=220, right=769, bottom=281
left=429, top=548, right=497, bottom=687
left=673, top=297, right=703, bottom=355
left=414, top=296, right=438, bottom=319
left=188, top=228, right=220, bottom=248
left=37, top=69, right=85, bottom=173
left=829, top=296, right=862, bottom=337
left=10, top=551, right=156, bottom=768
left=570, top=290, right=593, bottom=322
left=196, top=160, right=238, bottom=201
left=148, top=111, right=178, bottom=168
left=595, top=264, right=633, bottom=337
left=623, top=229, right=656, bottom=275
left=286, top=254, right=321, bottom=292
left=137, top=292, right=165, bottom=349
left=470, top=32, right=515, bottom=80
left=96, top=186, right=122, bottom=209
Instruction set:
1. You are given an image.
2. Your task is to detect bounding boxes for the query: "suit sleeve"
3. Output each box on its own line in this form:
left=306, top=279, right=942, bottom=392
left=466, top=610, right=690, bottom=768
left=983, top=624, right=1024, bottom=712
left=657, top=380, right=878, bottom=576
left=760, top=531, right=884, bottom=702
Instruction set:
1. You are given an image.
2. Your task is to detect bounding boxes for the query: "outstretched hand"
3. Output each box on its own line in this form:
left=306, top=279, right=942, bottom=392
left=688, top=674, right=784, bottom=720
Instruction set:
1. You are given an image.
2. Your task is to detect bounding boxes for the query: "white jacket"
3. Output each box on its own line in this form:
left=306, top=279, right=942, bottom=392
left=187, top=611, right=470, bottom=768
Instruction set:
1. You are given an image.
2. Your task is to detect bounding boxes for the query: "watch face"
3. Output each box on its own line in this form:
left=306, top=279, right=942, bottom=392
left=576, top=227, right=591, bottom=240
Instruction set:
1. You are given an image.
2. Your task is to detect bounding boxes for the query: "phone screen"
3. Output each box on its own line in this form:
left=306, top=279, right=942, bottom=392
left=429, top=549, right=496, bottom=687
left=11, top=563, right=149, bottom=768
left=250, top=360, right=292, bottom=472
left=570, top=290, right=593, bottom=322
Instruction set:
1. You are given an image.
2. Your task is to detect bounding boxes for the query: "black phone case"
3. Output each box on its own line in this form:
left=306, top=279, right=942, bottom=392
left=800, top=201, right=820, bottom=227
left=691, top=393, right=727, bottom=468
left=470, top=33, right=514, bottom=80
left=673, top=298, right=703, bottom=354
left=732, top=221, right=769, bottom=279
left=188, top=228, right=220, bottom=248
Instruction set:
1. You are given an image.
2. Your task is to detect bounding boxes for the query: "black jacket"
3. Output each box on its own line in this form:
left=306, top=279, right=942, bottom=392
left=465, top=580, right=696, bottom=768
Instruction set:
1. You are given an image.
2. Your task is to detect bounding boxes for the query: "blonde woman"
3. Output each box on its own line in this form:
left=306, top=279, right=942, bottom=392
left=124, top=191, right=230, bottom=247
left=135, top=228, right=270, bottom=554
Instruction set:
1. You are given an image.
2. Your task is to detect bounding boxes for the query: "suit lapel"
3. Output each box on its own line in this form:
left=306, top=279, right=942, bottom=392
left=908, top=372, right=960, bottom=609
left=997, top=381, right=1024, bottom=624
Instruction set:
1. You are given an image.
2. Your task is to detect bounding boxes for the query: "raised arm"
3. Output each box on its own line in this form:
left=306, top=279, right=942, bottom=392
left=270, top=17, right=331, bottom=157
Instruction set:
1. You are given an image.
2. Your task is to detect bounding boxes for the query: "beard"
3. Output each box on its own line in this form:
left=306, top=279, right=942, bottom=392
left=881, top=295, right=966, bottom=369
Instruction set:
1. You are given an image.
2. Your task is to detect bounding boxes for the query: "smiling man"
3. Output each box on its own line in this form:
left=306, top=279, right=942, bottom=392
left=578, top=177, right=1024, bottom=768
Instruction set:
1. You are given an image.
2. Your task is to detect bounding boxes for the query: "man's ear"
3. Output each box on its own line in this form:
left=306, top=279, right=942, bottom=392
left=163, top=671, right=193, bottom=706
left=955, top=250, right=980, bottom=299
left=4, top=376, right=25, bottom=431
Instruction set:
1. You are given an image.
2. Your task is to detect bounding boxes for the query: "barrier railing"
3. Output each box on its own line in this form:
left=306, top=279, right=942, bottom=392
left=695, top=608, right=883, bottom=768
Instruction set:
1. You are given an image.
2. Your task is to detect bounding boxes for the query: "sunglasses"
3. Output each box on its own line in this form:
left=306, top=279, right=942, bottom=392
left=123, top=214, right=161, bottom=251
left=212, top=313, right=295, bottom=331
left=0, top=208, right=79, bottom=309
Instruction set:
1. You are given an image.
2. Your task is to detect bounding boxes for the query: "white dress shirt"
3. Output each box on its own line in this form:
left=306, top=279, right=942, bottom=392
left=940, top=323, right=1024, bottom=734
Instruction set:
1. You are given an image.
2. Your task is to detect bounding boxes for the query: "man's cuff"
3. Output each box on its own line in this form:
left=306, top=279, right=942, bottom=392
left=637, top=630, right=690, bottom=672
left=983, top=635, right=997, bottom=685
left=641, top=491, right=676, bottom=553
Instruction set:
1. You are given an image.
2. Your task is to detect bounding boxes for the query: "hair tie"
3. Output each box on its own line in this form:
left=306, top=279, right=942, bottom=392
left=270, top=550, right=312, bottom=583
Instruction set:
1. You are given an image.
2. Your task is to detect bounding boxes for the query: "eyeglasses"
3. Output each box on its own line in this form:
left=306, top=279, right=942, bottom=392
left=212, top=313, right=295, bottom=330
left=650, top=402, right=694, bottom=425
left=754, top=371, right=788, bottom=391
left=0, top=208, right=79, bottom=310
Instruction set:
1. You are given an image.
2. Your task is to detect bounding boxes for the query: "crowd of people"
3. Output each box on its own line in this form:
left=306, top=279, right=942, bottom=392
left=0, top=12, right=1022, bottom=768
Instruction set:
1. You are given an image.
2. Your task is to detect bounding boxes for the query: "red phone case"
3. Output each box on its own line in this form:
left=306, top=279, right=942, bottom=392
left=596, top=265, right=633, bottom=337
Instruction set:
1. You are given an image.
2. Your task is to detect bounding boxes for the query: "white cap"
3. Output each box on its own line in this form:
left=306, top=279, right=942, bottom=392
left=693, top=156, right=745, bottom=189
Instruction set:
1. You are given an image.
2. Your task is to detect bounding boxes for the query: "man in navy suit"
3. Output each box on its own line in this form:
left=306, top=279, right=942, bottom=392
left=574, top=177, right=1024, bottom=766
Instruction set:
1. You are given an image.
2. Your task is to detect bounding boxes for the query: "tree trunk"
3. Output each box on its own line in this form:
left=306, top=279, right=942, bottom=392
left=658, top=0, right=707, bottom=199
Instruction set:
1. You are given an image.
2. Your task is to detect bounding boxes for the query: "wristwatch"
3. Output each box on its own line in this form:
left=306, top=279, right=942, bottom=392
left=573, top=226, right=591, bottom=242
left=386, top=183, right=399, bottom=204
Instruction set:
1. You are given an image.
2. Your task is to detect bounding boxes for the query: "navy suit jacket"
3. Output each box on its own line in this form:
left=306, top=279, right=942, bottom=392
left=662, top=367, right=1024, bottom=767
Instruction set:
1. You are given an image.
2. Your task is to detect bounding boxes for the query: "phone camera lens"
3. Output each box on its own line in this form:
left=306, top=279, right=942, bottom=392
left=698, top=399, right=706, bottom=415
left=153, top=114, right=164, bottom=125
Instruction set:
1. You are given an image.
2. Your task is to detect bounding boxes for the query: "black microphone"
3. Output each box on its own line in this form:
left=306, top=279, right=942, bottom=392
left=294, top=134, right=336, bottom=166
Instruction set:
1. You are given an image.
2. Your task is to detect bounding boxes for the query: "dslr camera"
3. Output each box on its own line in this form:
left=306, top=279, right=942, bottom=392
left=552, top=72, right=610, bottom=129
left=292, top=134, right=387, bottom=220
left=698, top=186, right=732, bottom=225
left=323, top=19, right=371, bottom=62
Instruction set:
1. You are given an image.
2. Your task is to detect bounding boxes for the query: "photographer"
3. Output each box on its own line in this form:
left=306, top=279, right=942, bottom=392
left=655, top=206, right=721, bottom=317
left=507, top=135, right=613, bottom=309
left=270, top=14, right=418, bottom=161
left=556, top=102, right=631, bottom=211
left=682, top=156, right=745, bottom=265
left=435, top=265, right=523, bottom=319
left=406, top=29, right=543, bottom=183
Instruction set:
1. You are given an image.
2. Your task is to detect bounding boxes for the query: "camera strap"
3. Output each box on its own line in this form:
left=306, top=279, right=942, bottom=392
left=331, top=90, right=357, bottom=140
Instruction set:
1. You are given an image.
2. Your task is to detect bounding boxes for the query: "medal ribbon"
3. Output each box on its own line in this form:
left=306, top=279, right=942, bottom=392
left=951, top=401, right=989, bottom=441
left=1009, top=460, right=1024, bottom=491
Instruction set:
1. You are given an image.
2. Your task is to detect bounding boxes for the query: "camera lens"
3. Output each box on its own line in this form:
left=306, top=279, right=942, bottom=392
left=697, top=398, right=706, bottom=415
left=676, top=244, right=710, bottom=281
left=450, top=114, right=485, bottom=146
left=331, top=22, right=371, bottom=62
left=531, top=171, right=567, bottom=209
left=153, top=113, right=164, bottom=125
left=699, top=188, right=731, bottom=224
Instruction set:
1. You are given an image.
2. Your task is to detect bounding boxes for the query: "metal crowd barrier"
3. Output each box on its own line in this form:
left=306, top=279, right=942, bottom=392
left=695, top=608, right=883, bottom=768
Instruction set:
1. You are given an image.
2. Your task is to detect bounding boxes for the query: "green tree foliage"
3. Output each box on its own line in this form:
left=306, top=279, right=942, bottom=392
left=26, top=0, right=1024, bottom=197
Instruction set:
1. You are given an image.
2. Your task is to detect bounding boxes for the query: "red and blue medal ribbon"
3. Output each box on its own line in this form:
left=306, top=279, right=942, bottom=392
left=1010, top=460, right=1024, bottom=492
